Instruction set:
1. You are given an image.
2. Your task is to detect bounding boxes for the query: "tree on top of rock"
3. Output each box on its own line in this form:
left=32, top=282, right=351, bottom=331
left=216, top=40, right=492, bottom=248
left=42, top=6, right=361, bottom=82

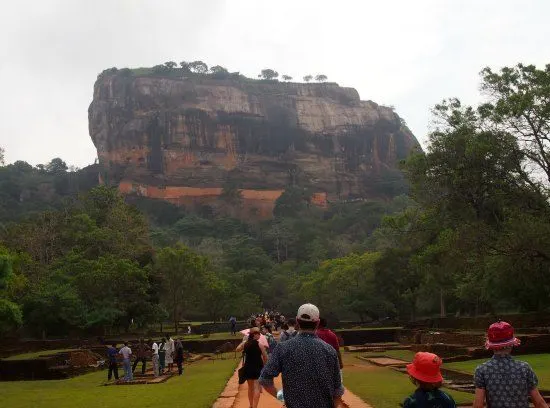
left=189, top=61, right=208, bottom=74
left=210, top=65, right=228, bottom=74
left=259, top=69, right=279, bottom=80
left=315, top=74, right=328, bottom=82
left=282, top=75, right=293, bottom=81
left=303, top=75, right=313, bottom=83
left=179, top=61, right=190, bottom=72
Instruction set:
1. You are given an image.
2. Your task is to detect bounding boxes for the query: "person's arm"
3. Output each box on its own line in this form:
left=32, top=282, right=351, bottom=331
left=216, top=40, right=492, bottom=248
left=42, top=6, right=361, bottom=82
left=337, top=349, right=344, bottom=370
left=236, top=339, right=246, bottom=352
left=331, top=350, right=345, bottom=406
left=259, top=346, right=282, bottom=399
left=473, top=388, right=485, bottom=408
left=530, top=387, right=547, bottom=408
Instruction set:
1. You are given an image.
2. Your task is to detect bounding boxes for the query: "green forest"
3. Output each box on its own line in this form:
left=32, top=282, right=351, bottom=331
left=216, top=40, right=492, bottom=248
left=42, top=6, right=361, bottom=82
left=1, top=63, right=549, bottom=337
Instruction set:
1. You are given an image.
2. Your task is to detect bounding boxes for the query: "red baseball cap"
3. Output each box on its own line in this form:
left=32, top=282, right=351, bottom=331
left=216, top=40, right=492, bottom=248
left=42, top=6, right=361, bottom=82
left=406, top=352, right=444, bottom=384
left=485, top=321, right=520, bottom=350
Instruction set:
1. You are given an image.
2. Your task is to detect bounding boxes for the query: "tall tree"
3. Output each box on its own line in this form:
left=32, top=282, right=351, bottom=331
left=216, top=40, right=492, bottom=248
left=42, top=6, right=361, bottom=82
left=0, top=147, right=4, bottom=166
left=188, top=60, right=208, bottom=74
left=260, top=69, right=279, bottom=80
left=478, top=63, right=550, bottom=194
left=315, top=74, right=328, bottom=82
left=155, top=245, right=208, bottom=333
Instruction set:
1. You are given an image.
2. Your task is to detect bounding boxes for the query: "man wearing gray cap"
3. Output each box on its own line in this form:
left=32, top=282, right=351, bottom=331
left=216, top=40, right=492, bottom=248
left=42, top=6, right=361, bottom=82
left=259, top=303, right=344, bottom=408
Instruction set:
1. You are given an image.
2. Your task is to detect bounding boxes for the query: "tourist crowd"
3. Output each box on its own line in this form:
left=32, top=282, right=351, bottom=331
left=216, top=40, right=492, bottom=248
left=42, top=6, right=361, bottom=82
left=104, top=306, right=547, bottom=408
left=235, top=305, right=547, bottom=408
left=105, top=335, right=185, bottom=382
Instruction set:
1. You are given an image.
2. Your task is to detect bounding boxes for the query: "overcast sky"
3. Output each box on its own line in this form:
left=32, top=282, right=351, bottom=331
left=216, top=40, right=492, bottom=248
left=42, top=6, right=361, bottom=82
left=1, top=0, right=548, bottom=167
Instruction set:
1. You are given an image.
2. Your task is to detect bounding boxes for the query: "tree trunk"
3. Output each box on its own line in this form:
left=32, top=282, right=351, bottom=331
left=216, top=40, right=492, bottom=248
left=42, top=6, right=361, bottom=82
left=440, top=289, right=446, bottom=317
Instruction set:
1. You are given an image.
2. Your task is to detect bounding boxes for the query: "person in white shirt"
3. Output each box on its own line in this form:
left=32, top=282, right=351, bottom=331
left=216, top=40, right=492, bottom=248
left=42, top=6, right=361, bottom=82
left=165, top=335, right=175, bottom=373
left=150, top=339, right=160, bottom=377
left=118, top=341, right=133, bottom=381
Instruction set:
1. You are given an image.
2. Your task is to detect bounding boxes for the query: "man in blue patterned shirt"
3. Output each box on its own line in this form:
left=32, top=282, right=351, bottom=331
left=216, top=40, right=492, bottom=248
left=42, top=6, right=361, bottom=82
left=259, top=303, right=344, bottom=408
left=473, top=321, right=546, bottom=408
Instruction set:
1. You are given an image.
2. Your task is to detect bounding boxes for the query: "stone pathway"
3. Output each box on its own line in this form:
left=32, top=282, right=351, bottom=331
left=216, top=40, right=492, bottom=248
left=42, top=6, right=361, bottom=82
left=362, top=357, right=408, bottom=367
left=212, top=362, right=372, bottom=408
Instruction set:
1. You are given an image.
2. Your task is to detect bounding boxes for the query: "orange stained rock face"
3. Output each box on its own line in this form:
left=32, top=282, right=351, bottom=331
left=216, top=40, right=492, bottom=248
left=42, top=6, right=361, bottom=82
left=311, top=192, right=328, bottom=207
left=118, top=181, right=325, bottom=218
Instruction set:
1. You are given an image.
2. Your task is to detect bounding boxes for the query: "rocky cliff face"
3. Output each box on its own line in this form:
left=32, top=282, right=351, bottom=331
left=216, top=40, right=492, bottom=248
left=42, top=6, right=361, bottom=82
left=89, top=71, right=419, bottom=217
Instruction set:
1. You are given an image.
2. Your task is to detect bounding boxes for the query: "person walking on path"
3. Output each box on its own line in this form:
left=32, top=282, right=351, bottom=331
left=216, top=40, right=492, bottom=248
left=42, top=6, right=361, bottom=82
left=236, top=326, right=268, bottom=408
left=403, top=352, right=456, bottom=408
left=279, top=318, right=297, bottom=342
left=259, top=303, right=344, bottom=408
left=132, top=338, right=149, bottom=375
left=165, top=335, right=175, bottom=373
left=158, top=337, right=167, bottom=374
left=106, top=342, right=119, bottom=381
left=230, top=316, right=237, bottom=335
left=473, top=321, right=546, bottom=408
left=316, top=317, right=344, bottom=371
left=175, top=338, right=184, bottom=375
left=261, top=325, right=277, bottom=354
left=119, top=341, right=133, bottom=382
left=150, top=338, right=160, bottom=377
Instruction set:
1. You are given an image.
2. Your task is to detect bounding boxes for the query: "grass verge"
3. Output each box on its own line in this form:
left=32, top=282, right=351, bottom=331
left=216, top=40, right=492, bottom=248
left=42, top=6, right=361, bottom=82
left=446, top=353, right=550, bottom=389
left=362, top=349, right=416, bottom=362
left=342, top=353, right=472, bottom=408
left=0, top=358, right=237, bottom=408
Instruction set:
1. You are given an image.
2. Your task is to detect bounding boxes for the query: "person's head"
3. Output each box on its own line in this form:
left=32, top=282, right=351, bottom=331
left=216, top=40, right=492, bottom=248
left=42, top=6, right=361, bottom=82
left=123, top=341, right=128, bottom=346
left=296, top=303, right=320, bottom=331
left=287, top=318, right=296, bottom=328
left=260, top=326, right=267, bottom=334
left=282, top=323, right=289, bottom=331
left=245, top=327, right=261, bottom=347
left=485, top=321, right=520, bottom=353
left=319, top=317, right=328, bottom=329
left=167, top=333, right=172, bottom=339
left=406, top=352, right=443, bottom=390
left=112, top=342, right=117, bottom=348
left=249, top=318, right=257, bottom=328
left=161, top=337, right=166, bottom=343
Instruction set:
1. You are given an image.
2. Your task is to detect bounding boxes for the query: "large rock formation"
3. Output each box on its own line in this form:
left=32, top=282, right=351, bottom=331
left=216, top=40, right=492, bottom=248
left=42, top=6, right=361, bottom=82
left=89, top=70, right=419, bottom=217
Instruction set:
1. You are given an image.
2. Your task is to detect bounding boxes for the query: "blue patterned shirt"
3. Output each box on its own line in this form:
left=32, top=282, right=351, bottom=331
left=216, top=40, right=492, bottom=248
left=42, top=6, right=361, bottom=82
left=474, top=354, right=538, bottom=408
left=259, top=332, right=344, bottom=408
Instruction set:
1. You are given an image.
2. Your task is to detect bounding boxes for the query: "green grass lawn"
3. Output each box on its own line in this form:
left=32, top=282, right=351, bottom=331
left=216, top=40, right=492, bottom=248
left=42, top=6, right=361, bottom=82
left=0, top=358, right=237, bottom=408
left=446, top=353, right=550, bottom=389
left=3, top=349, right=78, bottom=361
left=362, top=349, right=417, bottom=362
left=342, top=353, right=472, bottom=408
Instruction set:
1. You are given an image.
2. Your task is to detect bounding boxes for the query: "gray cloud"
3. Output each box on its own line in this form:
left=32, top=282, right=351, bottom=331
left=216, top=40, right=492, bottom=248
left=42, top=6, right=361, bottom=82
left=1, top=0, right=549, bottom=166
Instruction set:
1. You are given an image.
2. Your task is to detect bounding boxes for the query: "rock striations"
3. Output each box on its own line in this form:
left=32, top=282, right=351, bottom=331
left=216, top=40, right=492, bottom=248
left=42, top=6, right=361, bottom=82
left=89, top=70, right=419, bottom=218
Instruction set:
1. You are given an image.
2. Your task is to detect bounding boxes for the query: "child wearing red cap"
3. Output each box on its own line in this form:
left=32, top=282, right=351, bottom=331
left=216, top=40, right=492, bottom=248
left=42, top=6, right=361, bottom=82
left=403, top=352, right=456, bottom=408
left=473, top=321, right=546, bottom=408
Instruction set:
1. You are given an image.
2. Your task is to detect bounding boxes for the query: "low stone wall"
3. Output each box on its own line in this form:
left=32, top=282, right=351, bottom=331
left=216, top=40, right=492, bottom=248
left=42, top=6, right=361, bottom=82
left=335, top=328, right=398, bottom=346
left=0, top=351, right=101, bottom=381
left=0, top=339, right=92, bottom=359
left=408, top=313, right=550, bottom=330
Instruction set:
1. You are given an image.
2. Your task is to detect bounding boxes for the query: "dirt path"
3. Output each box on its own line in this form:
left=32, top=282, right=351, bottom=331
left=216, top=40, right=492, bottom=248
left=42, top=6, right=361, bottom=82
left=213, top=362, right=373, bottom=408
